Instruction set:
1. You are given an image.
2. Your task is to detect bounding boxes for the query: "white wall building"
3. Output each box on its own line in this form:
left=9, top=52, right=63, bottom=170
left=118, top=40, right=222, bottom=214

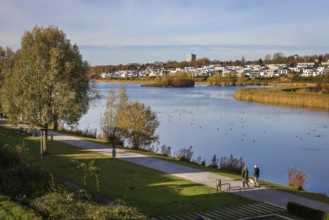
left=186, top=53, right=196, bottom=62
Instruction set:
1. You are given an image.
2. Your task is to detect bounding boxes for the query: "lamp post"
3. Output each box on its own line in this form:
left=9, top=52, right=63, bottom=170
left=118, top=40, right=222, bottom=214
left=39, top=128, right=47, bottom=160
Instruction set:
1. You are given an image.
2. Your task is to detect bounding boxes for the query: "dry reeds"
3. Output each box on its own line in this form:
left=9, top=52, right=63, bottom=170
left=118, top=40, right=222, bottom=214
left=234, top=87, right=329, bottom=110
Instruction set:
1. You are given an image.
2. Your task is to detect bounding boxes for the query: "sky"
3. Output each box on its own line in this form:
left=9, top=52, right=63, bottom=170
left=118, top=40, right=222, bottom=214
left=1, top=0, right=329, bottom=65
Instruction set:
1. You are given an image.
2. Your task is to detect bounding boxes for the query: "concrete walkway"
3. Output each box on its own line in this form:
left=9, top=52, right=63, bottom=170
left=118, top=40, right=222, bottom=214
left=49, top=131, right=329, bottom=213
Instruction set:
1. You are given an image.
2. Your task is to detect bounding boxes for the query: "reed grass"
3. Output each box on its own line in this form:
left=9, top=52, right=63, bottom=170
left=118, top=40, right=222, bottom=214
left=234, top=87, right=329, bottom=110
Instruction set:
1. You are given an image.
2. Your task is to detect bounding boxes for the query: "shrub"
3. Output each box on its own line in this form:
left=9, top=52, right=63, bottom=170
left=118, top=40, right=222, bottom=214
left=0, top=143, right=51, bottom=199
left=75, top=160, right=100, bottom=192
left=208, top=154, right=219, bottom=168
left=287, top=202, right=328, bottom=220
left=161, top=145, right=171, bottom=157
left=32, top=191, right=146, bottom=220
left=176, top=146, right=193, bottom=162
left=193, top=156, right=206, bottom=166
left=288, top=167, right=308, bottom=190
left=61, top=124, right=98, bottom=138
left=219, top=154, right=245, bottom=174
left=144, top=74, right=195, bottom=87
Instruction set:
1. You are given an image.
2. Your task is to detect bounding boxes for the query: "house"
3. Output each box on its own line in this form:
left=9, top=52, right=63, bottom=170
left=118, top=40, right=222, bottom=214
left=297, top=62, right=314, bottom=69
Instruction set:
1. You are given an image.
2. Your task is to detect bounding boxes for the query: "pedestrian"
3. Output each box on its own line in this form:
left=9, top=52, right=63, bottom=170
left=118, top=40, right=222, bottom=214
left=242, top=165, right=249, bottom=187
left=254, top=165, right=260, bottom=187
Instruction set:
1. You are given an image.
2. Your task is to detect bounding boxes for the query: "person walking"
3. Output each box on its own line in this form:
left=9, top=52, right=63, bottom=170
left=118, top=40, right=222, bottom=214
left=254, top=165, right=260, bottom=188
left=242, top=166, right=249, bottom=187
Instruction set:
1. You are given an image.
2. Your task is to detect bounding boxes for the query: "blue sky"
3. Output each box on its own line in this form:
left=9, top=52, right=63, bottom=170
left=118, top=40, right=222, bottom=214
left=1, top=0, right=329, bottom=65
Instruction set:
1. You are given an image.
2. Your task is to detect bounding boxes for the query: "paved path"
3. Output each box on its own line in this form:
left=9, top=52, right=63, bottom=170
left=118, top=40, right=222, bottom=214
left=49, top=131, right=329, bottom=213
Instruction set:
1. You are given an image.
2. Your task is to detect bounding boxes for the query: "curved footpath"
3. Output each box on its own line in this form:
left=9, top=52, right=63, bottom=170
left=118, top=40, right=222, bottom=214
left=49, top=131, right=329, bottom=213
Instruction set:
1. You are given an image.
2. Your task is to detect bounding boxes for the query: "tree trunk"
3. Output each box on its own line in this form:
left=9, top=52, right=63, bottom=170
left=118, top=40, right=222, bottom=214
left=42, top=124, right=48, bottom=154
left=53, top=120, right=58, bottom=130
left=111, top=133, right=116, bottom=158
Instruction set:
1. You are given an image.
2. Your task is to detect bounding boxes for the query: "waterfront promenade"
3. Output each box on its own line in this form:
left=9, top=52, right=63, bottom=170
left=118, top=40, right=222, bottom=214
left=50, top=130, right=329, bottom=213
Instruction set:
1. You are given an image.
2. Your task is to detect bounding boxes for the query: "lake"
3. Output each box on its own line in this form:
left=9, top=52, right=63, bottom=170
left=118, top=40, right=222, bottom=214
left=77, top=82, right=329, bottom=194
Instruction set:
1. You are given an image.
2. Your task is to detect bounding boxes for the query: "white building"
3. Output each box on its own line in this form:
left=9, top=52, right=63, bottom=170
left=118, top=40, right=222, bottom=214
left=186, top=53, right=196, bottom=62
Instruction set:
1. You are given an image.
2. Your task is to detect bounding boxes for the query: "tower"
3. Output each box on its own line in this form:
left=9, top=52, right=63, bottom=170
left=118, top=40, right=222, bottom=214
left=186, top=53, right=196, bottom=62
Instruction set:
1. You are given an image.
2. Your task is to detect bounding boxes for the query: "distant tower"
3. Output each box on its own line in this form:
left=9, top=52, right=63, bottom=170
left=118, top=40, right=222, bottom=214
left=186, top=53, right=196, bottom=62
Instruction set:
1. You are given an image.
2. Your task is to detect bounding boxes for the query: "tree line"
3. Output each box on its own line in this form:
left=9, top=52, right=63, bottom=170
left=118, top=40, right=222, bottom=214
left=89, top=52, right=329, bottom=78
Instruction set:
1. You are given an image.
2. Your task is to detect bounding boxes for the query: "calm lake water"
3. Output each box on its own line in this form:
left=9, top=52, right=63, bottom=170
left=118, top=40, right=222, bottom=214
left=78, top=82, right=329, bottom=194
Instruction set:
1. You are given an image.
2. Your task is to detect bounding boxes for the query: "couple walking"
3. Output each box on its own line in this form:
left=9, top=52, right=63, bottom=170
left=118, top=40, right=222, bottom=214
left=242, top=165, right=260, bottom=188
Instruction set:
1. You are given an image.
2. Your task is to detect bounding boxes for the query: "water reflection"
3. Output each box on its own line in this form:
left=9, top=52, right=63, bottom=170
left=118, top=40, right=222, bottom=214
left=78, top=82, right=329, bottom=194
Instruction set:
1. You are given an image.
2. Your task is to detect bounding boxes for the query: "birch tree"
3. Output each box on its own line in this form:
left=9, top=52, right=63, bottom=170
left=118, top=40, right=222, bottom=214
left=101, top=86, right=159, bottom=151
left=101, top=86, right=128, bottom=155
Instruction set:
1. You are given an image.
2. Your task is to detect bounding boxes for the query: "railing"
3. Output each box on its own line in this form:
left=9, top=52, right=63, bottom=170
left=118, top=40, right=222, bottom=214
left=227, top=186, right=241, bottom=196
left=216, top=179, right=230, bottom=193
left=216, top=179, right=241, bottom=196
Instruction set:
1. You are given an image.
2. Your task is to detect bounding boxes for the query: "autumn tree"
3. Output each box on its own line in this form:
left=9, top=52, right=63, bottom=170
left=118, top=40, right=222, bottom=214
left=272, top=52, right=285, bottom=63
left=0, top=47, right=15, bottom=111
left=1, top=26, right=92, bottom=153
left=117, top=101, right=159, bottom=149
left=101, top=86, right=128, bottom=157
left=101, top=86, right=159, bottom=150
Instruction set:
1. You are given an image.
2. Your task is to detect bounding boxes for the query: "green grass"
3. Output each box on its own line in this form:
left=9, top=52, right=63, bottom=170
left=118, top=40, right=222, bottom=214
left=42, top=140, right=253, bottom=216
left=0, top=126, right=253, bottom=217
left=0, top=195, right=42, bottom=220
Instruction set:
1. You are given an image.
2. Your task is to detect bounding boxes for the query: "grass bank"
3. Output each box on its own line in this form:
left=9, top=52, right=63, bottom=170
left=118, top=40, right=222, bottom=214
left=2, top=124, right=329, bottom=218
left=0, top=125, right=252, bottom=217
left=234, top=86, right=329, bottom=110
left=54, top=128, right=329, bottom=205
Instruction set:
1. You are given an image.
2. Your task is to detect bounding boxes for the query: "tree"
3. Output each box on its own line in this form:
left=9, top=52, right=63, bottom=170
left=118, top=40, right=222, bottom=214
left=1, top=26, right=92, bottom=153
left=0, top=47, right=15, bottom=112
left=264, top=54, right=272, bottom=64
left=101, top=86, right=128, bottom=156
left=273, top=52, right=284, bottom=63
left=117, top=101, right=159, bottom=150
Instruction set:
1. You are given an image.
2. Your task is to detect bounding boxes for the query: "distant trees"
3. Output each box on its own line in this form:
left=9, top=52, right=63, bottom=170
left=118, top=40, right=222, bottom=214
left=207, top=72, right=238, bottom=86
left=101, top=86, right=159, bottom=150
left=144, top=73, right=195, bottom=87
left=89, top=53, right=329, bottom=78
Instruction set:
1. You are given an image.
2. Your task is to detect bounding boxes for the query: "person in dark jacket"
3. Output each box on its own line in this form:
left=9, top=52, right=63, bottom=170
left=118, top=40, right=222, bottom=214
left=254, top=165, right=260, bottom=187
left=242, top=166, right=249, bottom=187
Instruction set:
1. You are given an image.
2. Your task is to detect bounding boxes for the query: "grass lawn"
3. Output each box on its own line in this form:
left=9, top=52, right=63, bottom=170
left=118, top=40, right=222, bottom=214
left=0, top=126, right=253, bottom=217
left=0, top=195, right=41, bottom=220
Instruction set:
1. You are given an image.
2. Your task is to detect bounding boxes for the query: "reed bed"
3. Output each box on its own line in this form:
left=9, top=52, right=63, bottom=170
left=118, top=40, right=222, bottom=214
left=234, top=87, right=329, bottom=110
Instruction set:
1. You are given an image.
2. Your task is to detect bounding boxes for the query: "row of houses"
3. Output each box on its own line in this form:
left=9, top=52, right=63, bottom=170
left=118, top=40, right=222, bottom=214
left=100, top=62, right=329, bottom=79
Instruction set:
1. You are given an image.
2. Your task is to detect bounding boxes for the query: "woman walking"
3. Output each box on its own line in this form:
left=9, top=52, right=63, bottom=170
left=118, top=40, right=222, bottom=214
left=242, top=166, right=249, bottom=187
